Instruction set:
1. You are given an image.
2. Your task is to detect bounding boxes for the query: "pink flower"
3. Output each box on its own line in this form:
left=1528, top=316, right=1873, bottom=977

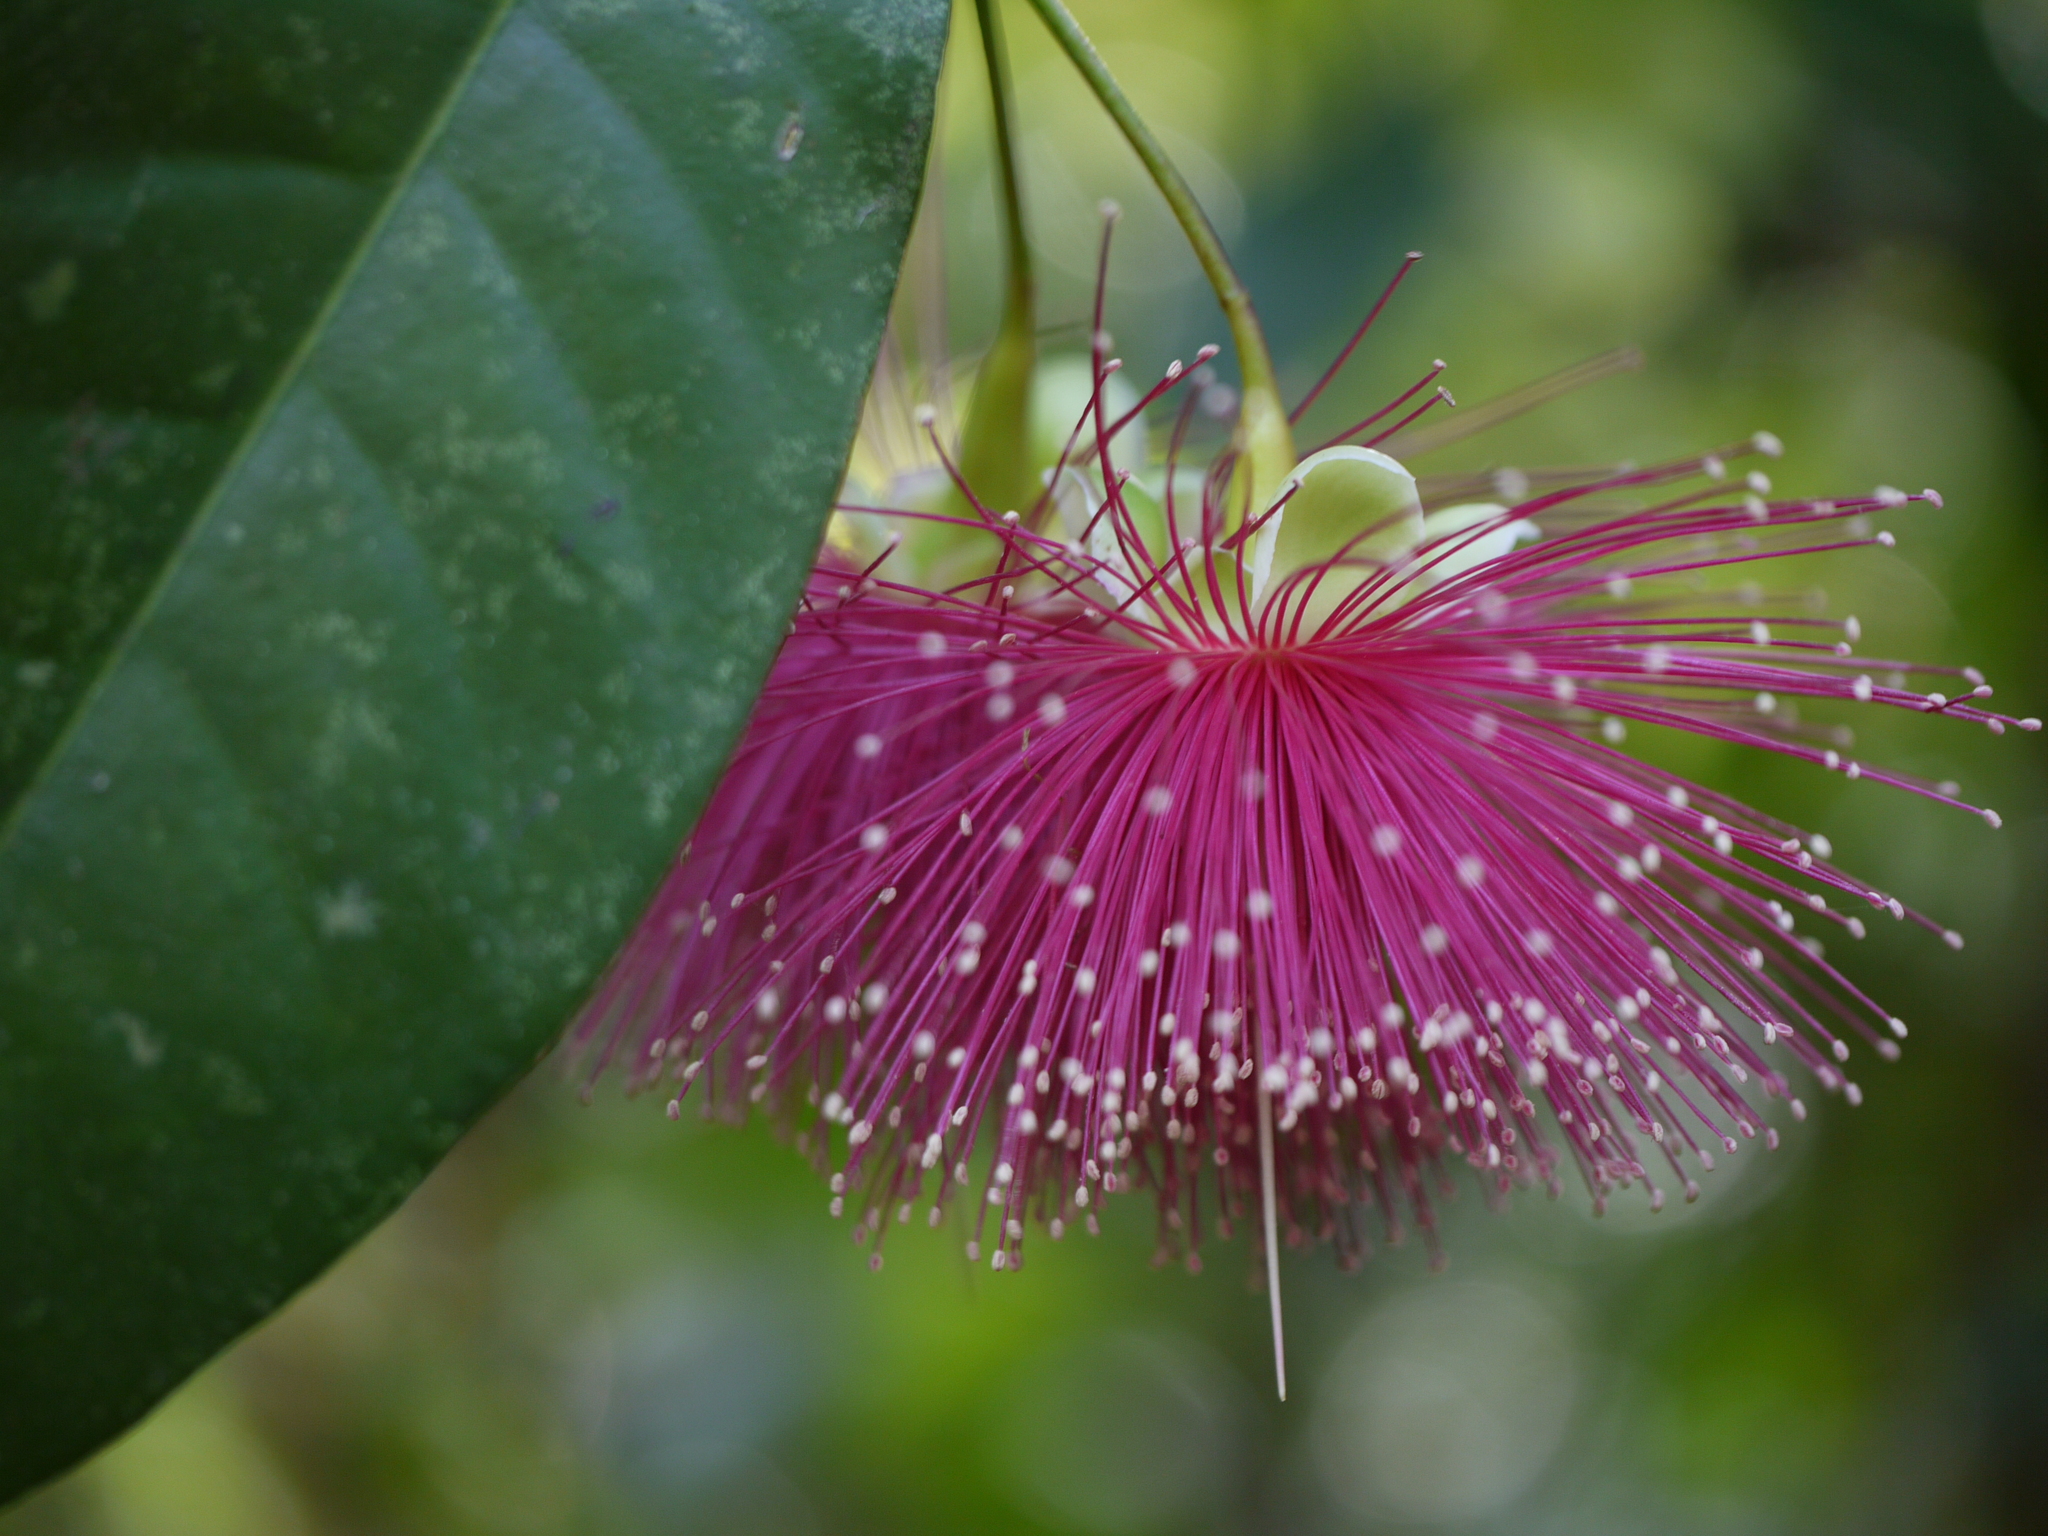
left=578, top=311, right=2035, bottom=1306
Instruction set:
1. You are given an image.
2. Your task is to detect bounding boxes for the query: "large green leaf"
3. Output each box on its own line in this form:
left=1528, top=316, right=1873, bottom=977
left=0, top=0, right=948, bottom=1498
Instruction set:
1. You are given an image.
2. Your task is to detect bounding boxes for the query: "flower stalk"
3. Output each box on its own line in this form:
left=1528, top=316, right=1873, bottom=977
left=953, top=0, right=1041, bottom=518
left=1019, top=0, right=1296, bottom=517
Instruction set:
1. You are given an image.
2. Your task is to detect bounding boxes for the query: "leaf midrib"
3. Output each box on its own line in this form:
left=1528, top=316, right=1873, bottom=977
left=0, top=0, right=522, bottom=863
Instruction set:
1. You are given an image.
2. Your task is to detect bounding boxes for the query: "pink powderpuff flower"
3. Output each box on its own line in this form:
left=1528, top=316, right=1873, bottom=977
left=576, top=266, right=2037, bottom=1329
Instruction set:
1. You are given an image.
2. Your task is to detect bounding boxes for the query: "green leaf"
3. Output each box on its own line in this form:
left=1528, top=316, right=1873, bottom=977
left=0, top=0, right=948, bottom=1498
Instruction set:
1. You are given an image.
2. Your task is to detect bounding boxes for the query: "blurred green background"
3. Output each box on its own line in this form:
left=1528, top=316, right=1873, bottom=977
left=9, top=0, right=2048, bottom=1530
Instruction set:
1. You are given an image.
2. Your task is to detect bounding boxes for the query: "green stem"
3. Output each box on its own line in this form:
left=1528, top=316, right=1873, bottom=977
left=1020, top=0, right=1296, bottom=517
left=954, top=0, right=1039, bottom=518
left=981, top=0, right=1033, bottom=337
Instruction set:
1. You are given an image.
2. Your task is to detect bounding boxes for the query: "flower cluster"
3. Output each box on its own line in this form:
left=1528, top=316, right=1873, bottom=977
left=578, top=299, right=2035, bottom=1281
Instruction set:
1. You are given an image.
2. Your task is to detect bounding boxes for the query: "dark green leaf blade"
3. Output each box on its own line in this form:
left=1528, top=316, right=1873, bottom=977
left=0, top=0, right=947, bottom=1498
